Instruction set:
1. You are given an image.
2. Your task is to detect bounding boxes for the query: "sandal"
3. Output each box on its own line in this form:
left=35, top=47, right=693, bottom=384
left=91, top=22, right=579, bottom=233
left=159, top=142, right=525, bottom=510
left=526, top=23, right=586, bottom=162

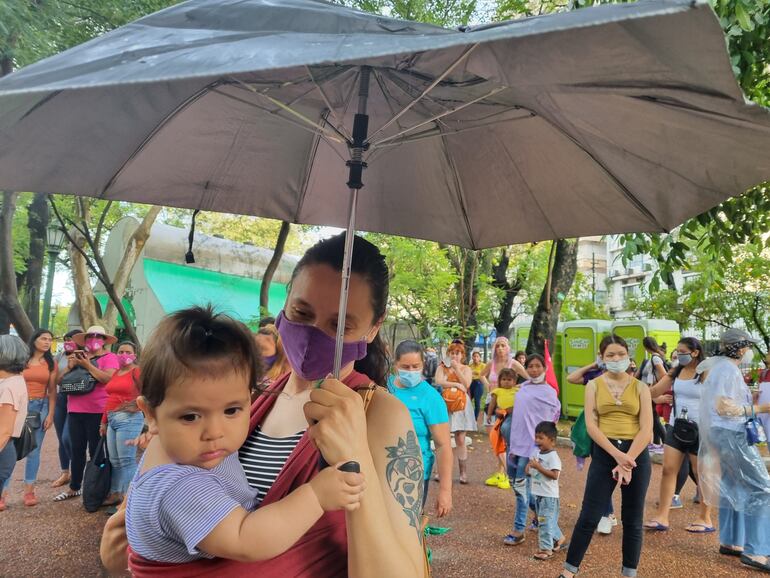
left=51, top=473, right=70, bottom=488
left=534, top=550, right=554, bottom=561
left=503, top=533, right=525, bottom=546
left=643, top=520, right=669, bottom=531
left=685, top=524, right=715, bottom=534
left=553, top=539, right=570, bottom=552
left=740, top=554, right=770, bottom=573
left=53, top=490, right=81, bottom=502
left=719, top=545, right=743, bottom=557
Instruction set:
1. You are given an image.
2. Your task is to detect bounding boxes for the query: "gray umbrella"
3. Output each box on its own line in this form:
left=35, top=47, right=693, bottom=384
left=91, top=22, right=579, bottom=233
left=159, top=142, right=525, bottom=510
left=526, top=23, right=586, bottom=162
left=1, top=0, right=769, bottom=373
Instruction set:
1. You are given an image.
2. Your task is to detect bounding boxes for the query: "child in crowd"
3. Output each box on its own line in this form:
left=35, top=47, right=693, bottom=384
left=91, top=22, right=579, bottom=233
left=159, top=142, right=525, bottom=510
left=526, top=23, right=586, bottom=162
left=486, top=368, right=519, bottom=490
left=126, top=307, right=365, bottom=564
left=526, top=421, right=565, bottom=561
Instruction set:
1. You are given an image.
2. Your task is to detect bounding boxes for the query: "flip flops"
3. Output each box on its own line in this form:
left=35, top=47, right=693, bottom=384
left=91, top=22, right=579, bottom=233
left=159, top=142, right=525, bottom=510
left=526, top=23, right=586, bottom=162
left=553, top=539, right=570, bottom=552
left=533, top=550, right=554, bottom=561
left=643, top=520, right=669, bottom=531
left=740, top=554, right=770, bottom=573
left=685, top=524, right=716, bottom=534
left=502, top=533, right=526, bottom=546
left=53, top=490, right=81, bottom=502
left=719, top=545, right=743, bottom=557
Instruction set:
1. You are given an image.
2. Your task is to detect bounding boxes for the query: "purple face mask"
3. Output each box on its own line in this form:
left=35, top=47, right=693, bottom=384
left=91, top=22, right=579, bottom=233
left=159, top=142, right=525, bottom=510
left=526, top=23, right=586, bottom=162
left=275, top=311, right=368, bottom=380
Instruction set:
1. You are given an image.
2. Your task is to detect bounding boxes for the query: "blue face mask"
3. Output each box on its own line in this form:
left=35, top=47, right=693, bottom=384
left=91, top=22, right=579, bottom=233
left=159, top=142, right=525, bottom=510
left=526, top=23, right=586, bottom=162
left=397, top=370, right=423, bottom=388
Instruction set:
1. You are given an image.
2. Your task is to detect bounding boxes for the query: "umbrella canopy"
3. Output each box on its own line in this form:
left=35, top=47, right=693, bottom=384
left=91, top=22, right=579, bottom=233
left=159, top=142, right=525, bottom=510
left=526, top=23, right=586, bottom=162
left=0, top=0, right=769, bottom=250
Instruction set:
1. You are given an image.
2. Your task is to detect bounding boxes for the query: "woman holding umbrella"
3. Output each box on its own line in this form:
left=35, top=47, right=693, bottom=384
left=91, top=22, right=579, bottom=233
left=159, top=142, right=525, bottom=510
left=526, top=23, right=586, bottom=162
left=101, top=234, right=426, bottom=577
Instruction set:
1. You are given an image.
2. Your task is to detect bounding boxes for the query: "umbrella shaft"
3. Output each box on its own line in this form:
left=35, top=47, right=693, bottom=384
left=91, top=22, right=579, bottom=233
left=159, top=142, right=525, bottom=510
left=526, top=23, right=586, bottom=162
left=333, top=66, right=371, bottom=378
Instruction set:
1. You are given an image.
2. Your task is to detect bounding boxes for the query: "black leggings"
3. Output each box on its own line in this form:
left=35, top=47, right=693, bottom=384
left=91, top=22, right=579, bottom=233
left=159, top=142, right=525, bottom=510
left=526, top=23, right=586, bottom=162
left=566, top=440, right=651, bottom=576
left=68, top=412, right=102, bottom=491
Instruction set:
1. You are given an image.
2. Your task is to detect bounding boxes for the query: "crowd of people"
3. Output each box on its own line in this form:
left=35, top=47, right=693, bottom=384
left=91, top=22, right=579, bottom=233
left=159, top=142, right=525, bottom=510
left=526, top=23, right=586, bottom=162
left=0, top=232, right=769, bottom=577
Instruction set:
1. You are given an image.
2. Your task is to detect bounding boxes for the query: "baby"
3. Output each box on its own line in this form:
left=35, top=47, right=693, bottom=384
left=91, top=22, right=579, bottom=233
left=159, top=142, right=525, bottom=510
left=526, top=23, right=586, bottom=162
left=126, top=306, right=364, bottom=563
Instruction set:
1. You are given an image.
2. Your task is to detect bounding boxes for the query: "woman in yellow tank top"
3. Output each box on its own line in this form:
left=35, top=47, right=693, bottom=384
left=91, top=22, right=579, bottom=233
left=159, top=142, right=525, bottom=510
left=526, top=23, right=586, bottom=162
left=562, top=335, right=653, bottom=578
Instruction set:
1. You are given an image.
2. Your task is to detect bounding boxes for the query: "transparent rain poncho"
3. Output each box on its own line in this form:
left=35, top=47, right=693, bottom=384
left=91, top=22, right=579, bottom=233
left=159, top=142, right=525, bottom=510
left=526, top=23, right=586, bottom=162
left=698, top=357, right=770, bottom=513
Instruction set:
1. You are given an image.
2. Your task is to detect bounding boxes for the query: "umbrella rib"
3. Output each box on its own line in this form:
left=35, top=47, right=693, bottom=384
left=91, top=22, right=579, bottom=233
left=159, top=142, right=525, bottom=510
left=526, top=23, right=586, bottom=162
left=370, top=86, right=509, bottom=148
left=211, top=89, right=348, bottom=164
left=306, top=66, right=353, bottom=142
left=227, top=77, right=345, bottom=144
left=98, top=82, right=216, bottom=199
left=534, top=110, right=668, bottom=232
left=366, top=43, right=480, bottom=144
left=438, top=128, right=476, bottom=250
left=369, top=111, right=534, bottom=151
left=294, top=110, right=327, bottom=223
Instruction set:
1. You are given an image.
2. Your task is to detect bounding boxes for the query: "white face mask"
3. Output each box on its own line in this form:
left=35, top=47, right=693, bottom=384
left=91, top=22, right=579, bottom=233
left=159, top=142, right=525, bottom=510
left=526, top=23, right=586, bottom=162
left=605, top=358, right=630, bottom=374
left=742, top=349, right=755, bottom=364
left=530, top=373, right=546, bottom=384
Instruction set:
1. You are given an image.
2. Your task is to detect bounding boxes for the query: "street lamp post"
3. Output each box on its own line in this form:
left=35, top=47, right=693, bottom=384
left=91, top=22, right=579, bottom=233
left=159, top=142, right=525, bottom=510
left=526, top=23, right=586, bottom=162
left=41, top=222, right=66, bottom=330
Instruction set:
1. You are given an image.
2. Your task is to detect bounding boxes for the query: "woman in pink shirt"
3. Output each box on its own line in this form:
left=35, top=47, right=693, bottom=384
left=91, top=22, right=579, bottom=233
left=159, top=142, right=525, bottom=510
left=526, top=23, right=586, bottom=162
left=54, top=326, right=119, bottom=502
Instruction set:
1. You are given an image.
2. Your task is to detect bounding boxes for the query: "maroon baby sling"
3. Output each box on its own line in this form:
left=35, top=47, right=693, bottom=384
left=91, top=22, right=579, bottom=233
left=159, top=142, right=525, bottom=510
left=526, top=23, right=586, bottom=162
left=127, top=370, right=374, bottom=577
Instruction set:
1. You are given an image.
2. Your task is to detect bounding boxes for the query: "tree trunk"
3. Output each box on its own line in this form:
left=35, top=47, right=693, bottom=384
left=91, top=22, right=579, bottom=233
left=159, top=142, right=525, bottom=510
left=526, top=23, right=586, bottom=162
left=18, top=193, right=48, bottom=328
left=526, top=239, right=579, bottom=356
left=459, top=249, right=480, bottom=355
left=259, top=221, right=290, bottom=316
left=0, top=191, right=35, bottom=340
left=492, top=248, right=524, bottom=338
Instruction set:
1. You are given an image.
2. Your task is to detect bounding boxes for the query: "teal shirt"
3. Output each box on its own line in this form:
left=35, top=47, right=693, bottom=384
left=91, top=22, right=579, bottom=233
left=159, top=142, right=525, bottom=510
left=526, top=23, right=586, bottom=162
left=387, top=375, right=449, bottom=480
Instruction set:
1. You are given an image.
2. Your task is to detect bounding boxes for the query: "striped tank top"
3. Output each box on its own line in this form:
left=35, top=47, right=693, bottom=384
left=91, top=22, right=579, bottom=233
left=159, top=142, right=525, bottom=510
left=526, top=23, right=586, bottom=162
left=238, top=426, right=305, bottom=503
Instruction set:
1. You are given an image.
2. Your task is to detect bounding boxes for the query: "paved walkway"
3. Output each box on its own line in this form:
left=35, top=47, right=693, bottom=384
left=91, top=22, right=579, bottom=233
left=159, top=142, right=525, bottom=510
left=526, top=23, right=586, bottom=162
left=0, top=430, right=765, bottom=577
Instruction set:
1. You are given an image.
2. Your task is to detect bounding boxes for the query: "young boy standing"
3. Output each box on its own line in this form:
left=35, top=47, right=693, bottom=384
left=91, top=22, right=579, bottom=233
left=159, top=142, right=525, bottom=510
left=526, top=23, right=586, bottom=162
left=526, top=421, right=567, bottom=561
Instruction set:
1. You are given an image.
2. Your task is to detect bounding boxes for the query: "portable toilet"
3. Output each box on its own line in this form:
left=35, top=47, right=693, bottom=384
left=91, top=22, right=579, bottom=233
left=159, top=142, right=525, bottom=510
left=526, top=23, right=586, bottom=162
left=610, top=319, right=680, bottom=367
left=512, top=320, right=531, bottom=353
left=561, top=320, right=612, bottom=417
left=551, top=322, right=564, bottom=399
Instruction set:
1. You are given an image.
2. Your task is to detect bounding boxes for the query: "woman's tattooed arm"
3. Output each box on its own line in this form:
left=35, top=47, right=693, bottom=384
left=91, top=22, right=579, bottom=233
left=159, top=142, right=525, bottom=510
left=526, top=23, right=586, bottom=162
left=385, top=430, right=425, bottom=540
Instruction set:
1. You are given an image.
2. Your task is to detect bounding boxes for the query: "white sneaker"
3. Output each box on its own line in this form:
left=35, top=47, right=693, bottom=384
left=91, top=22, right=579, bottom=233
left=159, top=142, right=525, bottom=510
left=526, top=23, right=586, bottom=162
left=597, top=516, right=613, bottom=535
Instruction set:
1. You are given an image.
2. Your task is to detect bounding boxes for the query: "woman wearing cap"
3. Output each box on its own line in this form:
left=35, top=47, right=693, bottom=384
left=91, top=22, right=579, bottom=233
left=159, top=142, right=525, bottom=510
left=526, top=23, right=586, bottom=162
left=699, top=329, right=770, bottom=573
left=51, top=329, right=82, bottom=488
left=54, top=326, right=119, bottom=502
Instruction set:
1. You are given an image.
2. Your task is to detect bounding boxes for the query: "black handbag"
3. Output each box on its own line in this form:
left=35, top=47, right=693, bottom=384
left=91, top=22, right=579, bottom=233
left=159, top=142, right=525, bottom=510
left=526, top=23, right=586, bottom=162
left=82, top=436, right=112, bottom=513
left=672, top=398, right=699, bottom=445
left=13, top=421, right=38, bottom=461
left=25, top=411, right=41, bottom=430
left=60, top=366, right=98, bottom=395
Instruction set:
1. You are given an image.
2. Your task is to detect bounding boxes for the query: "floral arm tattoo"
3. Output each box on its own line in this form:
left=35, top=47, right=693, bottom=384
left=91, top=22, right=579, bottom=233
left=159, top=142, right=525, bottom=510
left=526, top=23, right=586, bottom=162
left=385, top=430, right=425, bottom=541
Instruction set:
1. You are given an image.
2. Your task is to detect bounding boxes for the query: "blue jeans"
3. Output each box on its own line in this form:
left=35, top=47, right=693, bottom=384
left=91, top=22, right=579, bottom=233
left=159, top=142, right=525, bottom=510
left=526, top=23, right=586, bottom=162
left=54, top=391, right=71, bottom=470
left=17, top=398, right=49, bottom=486
left=711, top=427, right=770, bottom=556
left=469, top=380, right=484, bottom=420
left=106, top=411, right=144, bottom=494
left=507, top=454, right=536, bottom=533
left=0, top=440, right=17, bottom=492
left=499, top=413, right=512, bottom=454
left=535, top=495, right=564, bottom=550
